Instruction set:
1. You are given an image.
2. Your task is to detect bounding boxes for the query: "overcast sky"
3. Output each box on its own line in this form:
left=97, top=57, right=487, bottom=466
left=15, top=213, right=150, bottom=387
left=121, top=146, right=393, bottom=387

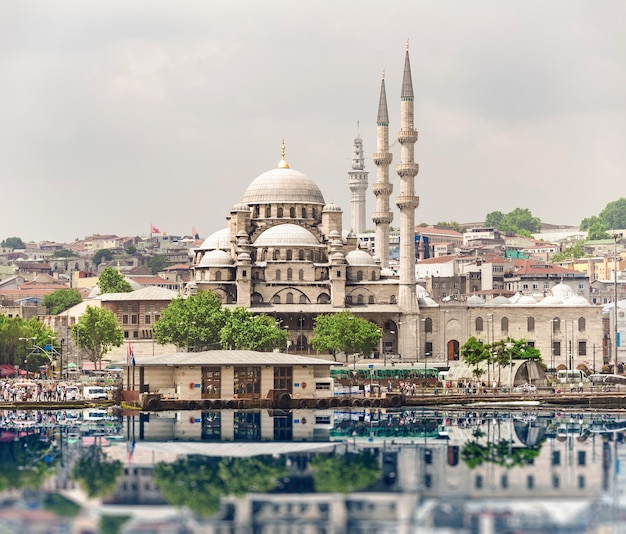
left=2, top=1, right=625, bottom=244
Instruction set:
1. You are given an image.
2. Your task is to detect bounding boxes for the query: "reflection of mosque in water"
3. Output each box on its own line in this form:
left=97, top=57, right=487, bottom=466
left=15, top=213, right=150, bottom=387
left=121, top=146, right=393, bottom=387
left=107, top=409, right=623, bottom=530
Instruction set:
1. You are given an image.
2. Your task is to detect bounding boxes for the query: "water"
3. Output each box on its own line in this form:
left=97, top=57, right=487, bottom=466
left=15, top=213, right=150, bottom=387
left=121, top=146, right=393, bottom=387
left=1, top=406, right=625, bottom=533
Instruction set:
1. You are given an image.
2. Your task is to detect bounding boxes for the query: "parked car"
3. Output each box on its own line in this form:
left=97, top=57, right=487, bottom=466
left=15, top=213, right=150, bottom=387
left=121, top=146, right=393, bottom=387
left=65, top=386, right=80, bottom=400
left=513, top=383, right=537, bottom=394
left=83, top=386, right=108, bottom=400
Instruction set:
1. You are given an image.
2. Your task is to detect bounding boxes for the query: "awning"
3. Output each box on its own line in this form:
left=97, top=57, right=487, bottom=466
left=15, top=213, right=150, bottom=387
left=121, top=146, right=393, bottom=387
left=0, top=365, right=15, bottom=377
left=82, top=361, right=111, bottom=371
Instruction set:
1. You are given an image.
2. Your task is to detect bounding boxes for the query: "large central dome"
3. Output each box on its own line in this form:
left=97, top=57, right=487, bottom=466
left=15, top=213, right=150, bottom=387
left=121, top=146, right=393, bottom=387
left=241, top=167, right=326, bottom=205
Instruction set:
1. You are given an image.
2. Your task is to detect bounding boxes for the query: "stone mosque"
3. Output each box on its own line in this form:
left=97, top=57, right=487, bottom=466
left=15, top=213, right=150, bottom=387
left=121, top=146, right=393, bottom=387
left=187, top=46, right=604, bottom=372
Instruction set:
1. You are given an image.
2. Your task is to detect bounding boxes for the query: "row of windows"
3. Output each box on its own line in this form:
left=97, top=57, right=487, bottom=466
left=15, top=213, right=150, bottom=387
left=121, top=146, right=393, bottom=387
left=253, top=205, right=319, bottom=219
left=121, top=314, right=160, bottom=325
left=475, top=316, right=586, bottom=333
left=474, top=473, right=585, bottom=490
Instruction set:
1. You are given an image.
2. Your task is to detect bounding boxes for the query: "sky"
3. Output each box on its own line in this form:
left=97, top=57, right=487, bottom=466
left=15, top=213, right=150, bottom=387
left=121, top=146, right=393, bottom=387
left=1, top=1, right=625, bottom=244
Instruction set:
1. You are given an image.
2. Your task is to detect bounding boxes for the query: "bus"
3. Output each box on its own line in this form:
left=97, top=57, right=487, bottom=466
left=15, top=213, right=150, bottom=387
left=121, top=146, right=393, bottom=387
left=330, top=363, right=442, bottom=384
left=588, top=374, right=626, bottom=387
left=557, top=369, right=584, bottom=384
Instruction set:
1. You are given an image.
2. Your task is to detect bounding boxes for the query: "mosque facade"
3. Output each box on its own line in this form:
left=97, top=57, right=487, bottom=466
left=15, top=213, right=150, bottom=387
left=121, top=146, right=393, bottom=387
left=187, top=48, right=606, bottom=372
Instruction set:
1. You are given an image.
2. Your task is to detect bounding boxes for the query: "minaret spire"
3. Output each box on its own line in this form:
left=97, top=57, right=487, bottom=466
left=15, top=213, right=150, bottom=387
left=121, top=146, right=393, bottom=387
left=396, top=44, right=420, bottom=355
left=371, top=70, right=393, bottom=267
left=348, top=123, right=368, bottom=234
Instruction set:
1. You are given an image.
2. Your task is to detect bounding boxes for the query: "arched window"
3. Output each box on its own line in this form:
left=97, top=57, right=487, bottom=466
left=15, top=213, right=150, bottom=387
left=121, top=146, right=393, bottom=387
left=286, top=292, right=294, bottom=304
left=527, top=316, right=535, bottom=332
left=298, top=249, right=305, bottom=260
left=346, top=295, right=353, bottom=304
left=287, top=268, right=293, bottom=280
left=299, top=294, right=307, bottom=304
left=424, top=317, right=433, bottom=333
left=501, top=317, right=509, bottom=332
left=277, top=207, right=283, bottom=218
left=368, top=295, right=375, bottom=304
left=301, top=207, right=307, bottom=218
left=251, top=293, right=263, bottom=304
left=578, top=317, right=586, bottom=331
left=276, top=269, right=281, bottom=281
left=357, top=294, right=364, bottom=304
left=273, top=249, right=280, bottom=260
left=312, top=208, right=317, bottom=219
left=357, top=270, right=363, bottom=281
left=475, top=317, right=484, bottom=332
left=298, top=269, right=304, bottom=281
left=215, top=271, right=222, bottom=281
left=271, top=295, right=281, bottom=304
left=552, top=317, right=560, bottom=332
left=317, top=293, right=330, bottom=304
left=371, top=271, right=376, bottom=281
left=390, top=295, right=396, bottom=304
left=286, top=250, right=293, bottom=260
left=265, top=205, right=271, bottom=217
left=289, top=207, right=295, bottom=218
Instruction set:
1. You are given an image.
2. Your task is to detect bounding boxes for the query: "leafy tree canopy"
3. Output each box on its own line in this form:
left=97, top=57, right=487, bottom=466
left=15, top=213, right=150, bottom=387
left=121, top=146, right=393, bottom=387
left=460, top=336, right=490, bottom=380
left=148, top=255, right=170, bottom=275
left=98, top=267, right=133, bottom=294
left=0, top=237, right=25, bottom=249
left=71, top=306, right=123, bottom=369
left=125, top=245, right=137, bottom=255
left=219, top=308, right=287, bottom=351
left=71, top=444, right=123, bottom=498
left=311, top=451, right=380, bottom=493
left=581, top=198, right=626, bottom=233
left=153, top=291, right=225, bottom=351
left=93, top=248, right=113, bottom=266
left=0, top=316, right=58, bottom=366
left=42, top=288, right=83, bottom=315
left=484, top=208, right=541, bottom=235
left=435, top=221, right=463, bottom=233
left=551, top=241, right=587, bottom=263
left=311, top=311, right=382, bottom=358
left=51, top=249, right=75, bottom=258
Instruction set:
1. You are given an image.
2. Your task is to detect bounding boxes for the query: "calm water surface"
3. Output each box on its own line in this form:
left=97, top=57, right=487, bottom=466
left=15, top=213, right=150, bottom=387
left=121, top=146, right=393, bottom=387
left=0, top=406, right=625, bottom=533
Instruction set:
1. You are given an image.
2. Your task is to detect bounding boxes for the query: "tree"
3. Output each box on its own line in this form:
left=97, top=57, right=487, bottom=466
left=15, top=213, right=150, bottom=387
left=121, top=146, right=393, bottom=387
left=42, top=288, right=83, bottom=315
left=484, top=211, right=505, bottom=229
left=0, top=237, right=25, bottom=249
left=311, top=311, right=381, bottom=360
left=220, top=308, right=287, bottom=351
left=310, top=451, right=380, bottom=493
left=51, top=249, right=75, bottom=258
left=71, top=443, right=123, bottom=498
left=98, top=267, right=133, bottom=294
left=484, top=208, right=541, bottom=235
left=153, top=291, right=225, bottom=351
left=148, top=255, right=170, bottom=275
left=435, top=221, right=463, bottom=233
left=598, top=198, right=626, bottom=230
left=551, top=241, right=586, bottom=263
left=0, top=316, right=57, bottom=366
left=93, top=248, right=113, bottom=266
left=71, top=306, right=124, bottom=370
left=125, top=245, right=137, bottom=255
left=460, top=336, right=490, bottom=381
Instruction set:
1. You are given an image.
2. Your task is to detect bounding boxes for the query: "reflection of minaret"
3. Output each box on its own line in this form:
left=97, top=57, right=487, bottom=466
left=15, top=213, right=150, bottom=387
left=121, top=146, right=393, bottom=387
left=371, top=71, right=393, bottom=267
left=348, top=124, right=369, bottom=234
left=396, top=42, right=419, bottom=313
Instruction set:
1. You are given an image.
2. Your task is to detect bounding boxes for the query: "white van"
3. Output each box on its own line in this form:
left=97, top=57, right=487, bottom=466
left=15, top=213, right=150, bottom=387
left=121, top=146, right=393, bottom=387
left=83, top=386, right=108, bottom=400
left=65, top=386, right=80, bottom=400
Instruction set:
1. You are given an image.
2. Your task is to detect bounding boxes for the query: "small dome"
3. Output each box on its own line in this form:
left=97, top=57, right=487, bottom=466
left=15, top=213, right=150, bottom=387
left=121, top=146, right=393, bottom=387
left=331, top=252, right=345, bottom=261
left=323, top=201, right=342, bottom=212
left=418, top=297, right=438, bottom=307
left=345, top=249, right=376, bottom=266
left=237, top=252, right=252, bottom=262
left=416, top=284, right=429, bottom=298
left=563, top=294, right=590, bottom=306
left=241, top=167, right=325, bottom=205
left=491, top=295, right=511, bottom=305
left=198, top=250, right=234, bottom=266
left=231, top=201, right=251, bottom=213
left=467, top=295, right=485, bottom=305
left=551, top=282, right=575, bottom=300
left=328, top=230, right=341, bottom=239
left=516, top=295, right=538, bottom=305
left=539, top=295, right=563, bottom=306
left=254, top=224, right=320, bottom=247
left=198, top=228, right=230, bottom=251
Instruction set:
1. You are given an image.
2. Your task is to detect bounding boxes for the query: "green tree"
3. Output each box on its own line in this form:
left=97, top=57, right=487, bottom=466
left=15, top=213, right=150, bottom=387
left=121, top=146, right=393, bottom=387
left=51, top=249, right=75, bottom=258
left=435, top=221, right=463, bottom=233
left=460, top=336, right=490, bottom=381
left=125, top=245, right=137, bottom=255
left=484, top=208, right=541, bottom=235
left=0, top=237, right=25, bottom=249
left=148, top=255, right=170, bottom=275
left=0, top=316, right=57, bottom=366
left=598, top=198, right=626, bottom=229
left=42, top=288, right=83, bottom=315
left=93, top=248, right=113, bottom=266
left=71, top=306, right=124, bottom=370
left=153, top=291, right=225, bottom=351
left=484, top=211, right=505, bottom=229
left=71, top=444, right=123, bottom=498
left=98, top=267, right=133, bottom=294
left=310, top=451, right=380, bottom=493
left=551, top=241, right=586, bottom=262
left=220, top=308, right=287, bottom=351
left=311, top=311, right=381, bottom=360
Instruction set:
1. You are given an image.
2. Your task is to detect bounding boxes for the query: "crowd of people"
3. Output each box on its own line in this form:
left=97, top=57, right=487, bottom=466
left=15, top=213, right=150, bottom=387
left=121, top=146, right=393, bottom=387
left=1, top=379, right=79, bottom=403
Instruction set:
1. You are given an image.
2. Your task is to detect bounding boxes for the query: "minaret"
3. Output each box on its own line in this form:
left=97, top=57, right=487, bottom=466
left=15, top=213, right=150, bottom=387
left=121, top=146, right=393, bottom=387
left=348, top=124, right=369, bottom=234
left=396, top=42, right=420, bottom=321
left=371, top=70, right=393, bottom=267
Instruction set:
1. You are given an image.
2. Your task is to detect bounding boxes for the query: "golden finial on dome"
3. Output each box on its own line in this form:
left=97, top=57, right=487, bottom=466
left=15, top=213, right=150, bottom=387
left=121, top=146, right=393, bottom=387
left=278, top=139, right=290, bottom=169
left=382, top=68, right=385, bottom=80
left=406, top=39, right=409, bottom=51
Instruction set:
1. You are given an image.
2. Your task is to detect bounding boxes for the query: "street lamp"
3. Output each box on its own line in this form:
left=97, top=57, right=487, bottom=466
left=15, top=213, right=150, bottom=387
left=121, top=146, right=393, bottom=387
left=505, top=341, right=514, bottom=391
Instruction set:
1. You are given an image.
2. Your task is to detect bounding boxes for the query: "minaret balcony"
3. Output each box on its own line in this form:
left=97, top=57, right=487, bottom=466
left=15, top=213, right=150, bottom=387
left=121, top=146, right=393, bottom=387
left=372, top=152, right=393, bottom=165
left=372, top=212, right=393, bottom=225
left=397, top=130, right=418, bottom=143
left=396, top=163, right=419, bottom=177
left=372, top=183, right=393, bottom=196
left=395, top=195, right=420, bottom=210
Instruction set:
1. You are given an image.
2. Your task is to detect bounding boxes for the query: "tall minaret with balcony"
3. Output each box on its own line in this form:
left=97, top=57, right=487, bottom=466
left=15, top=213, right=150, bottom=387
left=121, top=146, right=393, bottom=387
left=371, top=71, right=393, bottom=267
left=396, top=43, right=419, bottom=314
left=348, top=126, right=369, bottom=235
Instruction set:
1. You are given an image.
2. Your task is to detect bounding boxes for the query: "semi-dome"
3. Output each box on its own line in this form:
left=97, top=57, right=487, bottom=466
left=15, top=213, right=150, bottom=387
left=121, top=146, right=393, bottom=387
left=198, top=249, right=234, bottom=267
left=198, top=228, right=230, bottom=251
left=345, top=249, right=376, bottom=266
left=418, top=296, right=438, bottom=307
left=254, top=224, right=321, bottom=247
left=467, top=295, right=485, bottom=305
left=491, top=295, right=511, bottom=305
left=241, top=167, right=325, bottom=205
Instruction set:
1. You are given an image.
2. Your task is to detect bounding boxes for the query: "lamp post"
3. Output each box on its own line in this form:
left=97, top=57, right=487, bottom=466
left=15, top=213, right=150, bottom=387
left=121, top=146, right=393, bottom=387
left=506, top=341, right=514, bottom=391
left=18, top=337, right=36, bottom=378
